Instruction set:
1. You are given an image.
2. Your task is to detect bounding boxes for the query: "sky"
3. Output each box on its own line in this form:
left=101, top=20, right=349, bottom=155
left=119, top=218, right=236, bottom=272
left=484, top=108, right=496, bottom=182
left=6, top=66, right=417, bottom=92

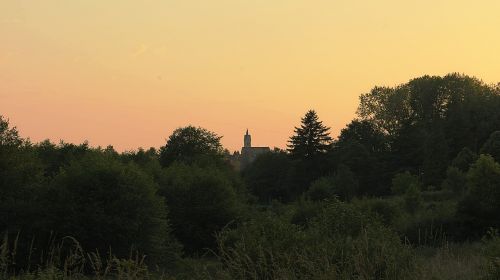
left=1, top=1, right=500, bottom=152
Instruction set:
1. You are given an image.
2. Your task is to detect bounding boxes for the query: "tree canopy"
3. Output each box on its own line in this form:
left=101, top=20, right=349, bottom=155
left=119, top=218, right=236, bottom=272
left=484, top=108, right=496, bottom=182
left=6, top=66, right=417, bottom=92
left=159, top=125, right=224, bottom=167
left=287, top=110, right=332, bottom=159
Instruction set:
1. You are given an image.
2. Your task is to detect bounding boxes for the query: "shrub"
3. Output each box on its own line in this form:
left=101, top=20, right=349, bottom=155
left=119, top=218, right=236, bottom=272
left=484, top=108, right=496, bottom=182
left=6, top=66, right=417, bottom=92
left=290, top=198, right=326, bottom=227
left=458, top=155, right=500, bottom=236
left=305, top=177, right=335, bottom=201
left=398, top=199, right=459, bottom=246
left=46, top=153, right=181, bottom=268
left=392, top=171, right=420, bottom=195
left=353, top=197, right=403, bottom=226
left=332, top=164, right=358, bottom=201
left=158, top=163, right=243, bottom=254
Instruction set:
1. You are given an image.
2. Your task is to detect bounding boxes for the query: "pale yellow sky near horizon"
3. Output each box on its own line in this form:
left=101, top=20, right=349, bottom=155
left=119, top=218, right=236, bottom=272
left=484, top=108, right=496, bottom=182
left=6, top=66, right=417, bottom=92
left=1, top=1, right=500, bottom=151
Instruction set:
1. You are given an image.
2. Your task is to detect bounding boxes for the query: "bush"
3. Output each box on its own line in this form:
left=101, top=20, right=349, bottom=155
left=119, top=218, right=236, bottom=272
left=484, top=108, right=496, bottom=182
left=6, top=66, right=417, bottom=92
left=458, top=155, right=500, bottom=236
left=290, top=198, right=326, bottom=227
left=395, top=200, right=458, bottom=246
left=45, top=153, right=181, bottom=268
left=353, top=197, right=403, bottom=226
left=158, top=163, right=243, bottom=254
left=392, top=171, right=420, bottom=195
left=332, top=164, right=358, bottom=201
left=305, top=177, right=335, bottom=201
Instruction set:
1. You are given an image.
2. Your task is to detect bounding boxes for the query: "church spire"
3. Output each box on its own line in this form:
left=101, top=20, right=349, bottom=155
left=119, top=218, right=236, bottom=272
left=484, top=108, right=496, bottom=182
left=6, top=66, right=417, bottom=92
left=244, top=129, right=251, bottom=147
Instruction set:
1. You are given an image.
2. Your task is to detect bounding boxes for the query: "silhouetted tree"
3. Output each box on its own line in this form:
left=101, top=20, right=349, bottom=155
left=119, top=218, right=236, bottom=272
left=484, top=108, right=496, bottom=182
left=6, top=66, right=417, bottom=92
left=284, top=111, right=334, bottom=196
left=121, top=147, right=162, bottom=179
left=159, top=126, right=224, bottom=167
left=332, top=120, right=390, bottom=195
left=336, top=120, right=387, bottom=153
left=0, top=116, right=44, bottom=235
left=358, top=74, right=500, bottom=187
left=0, top=116, right=23, bottom=147
left=287, top=110, right=332, bottom=159
left=35, top=140, right=91, bottom=177
left=357, top=85, right=412, bottom=136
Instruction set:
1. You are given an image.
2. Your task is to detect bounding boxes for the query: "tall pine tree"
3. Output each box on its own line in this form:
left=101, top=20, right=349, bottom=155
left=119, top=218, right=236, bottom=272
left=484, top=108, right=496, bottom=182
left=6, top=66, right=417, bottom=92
left=288, top=110, right=332, bottom=159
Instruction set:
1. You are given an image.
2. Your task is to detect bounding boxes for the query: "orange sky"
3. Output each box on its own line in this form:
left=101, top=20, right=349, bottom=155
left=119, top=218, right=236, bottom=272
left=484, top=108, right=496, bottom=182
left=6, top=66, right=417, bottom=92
left=1, top=1, right=500, bottom=152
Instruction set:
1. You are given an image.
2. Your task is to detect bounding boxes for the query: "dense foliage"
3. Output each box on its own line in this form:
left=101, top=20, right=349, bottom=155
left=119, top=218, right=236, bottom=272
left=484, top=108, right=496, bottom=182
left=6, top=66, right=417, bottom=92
left=158, top=162, right=243, bottom=254
left=45, top=152, right=181, bottom=266
left=1, top=73, right=500, bottom=279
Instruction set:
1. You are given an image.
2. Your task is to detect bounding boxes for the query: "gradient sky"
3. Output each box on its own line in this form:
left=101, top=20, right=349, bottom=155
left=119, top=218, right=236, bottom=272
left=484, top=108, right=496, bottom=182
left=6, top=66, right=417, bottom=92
left=1, top=1, right=500, bottom=152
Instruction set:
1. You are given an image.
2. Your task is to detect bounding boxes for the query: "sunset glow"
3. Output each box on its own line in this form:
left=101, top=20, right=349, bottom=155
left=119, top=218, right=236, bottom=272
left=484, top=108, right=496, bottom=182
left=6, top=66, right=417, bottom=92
left=2, top=0, right=500, bottom=151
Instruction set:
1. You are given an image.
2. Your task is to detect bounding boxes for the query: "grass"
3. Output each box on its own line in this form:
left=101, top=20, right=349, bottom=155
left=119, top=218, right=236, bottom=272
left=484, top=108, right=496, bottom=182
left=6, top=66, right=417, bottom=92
left=414, top=243, right=488, bottom=280
left=1, top=232, right=498, bottom=279
left=0, top=233, right=172, bottom=280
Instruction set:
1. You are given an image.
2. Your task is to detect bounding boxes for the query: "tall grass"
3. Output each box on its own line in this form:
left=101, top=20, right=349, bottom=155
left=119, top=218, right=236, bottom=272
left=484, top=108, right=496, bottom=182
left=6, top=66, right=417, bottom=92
left=1, top=230, right=497, bottom=279
left=414, top=243, right=488, bottom=280
left=0, top=232, right=171, bottom=280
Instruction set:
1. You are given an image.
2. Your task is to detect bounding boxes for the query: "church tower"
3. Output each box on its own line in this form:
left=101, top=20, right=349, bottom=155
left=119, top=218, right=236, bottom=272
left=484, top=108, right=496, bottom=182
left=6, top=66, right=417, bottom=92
left=244, top=129, right=252, bottom=148
left=239, top=129, right=270, bottom=170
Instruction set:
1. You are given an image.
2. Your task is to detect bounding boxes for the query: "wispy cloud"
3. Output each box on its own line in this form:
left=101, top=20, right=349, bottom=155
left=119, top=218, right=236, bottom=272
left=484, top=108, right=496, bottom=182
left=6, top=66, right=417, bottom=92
left=132, top=44, right=149, bottom=57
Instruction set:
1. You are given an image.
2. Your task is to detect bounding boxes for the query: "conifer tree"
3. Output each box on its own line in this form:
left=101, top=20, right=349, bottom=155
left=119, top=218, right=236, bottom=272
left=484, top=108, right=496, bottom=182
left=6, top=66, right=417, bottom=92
left=288, top=110, right=332, bottom=158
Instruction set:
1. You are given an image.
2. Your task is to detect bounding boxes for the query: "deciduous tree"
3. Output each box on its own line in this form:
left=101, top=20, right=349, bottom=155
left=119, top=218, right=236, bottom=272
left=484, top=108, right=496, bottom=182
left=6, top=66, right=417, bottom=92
left=159, top=126, right=224, bottom=167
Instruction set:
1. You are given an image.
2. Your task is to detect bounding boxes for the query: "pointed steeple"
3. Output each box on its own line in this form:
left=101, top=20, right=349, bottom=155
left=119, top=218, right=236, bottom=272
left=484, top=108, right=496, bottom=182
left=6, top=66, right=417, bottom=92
left=244, top=129, right=251, bottom=147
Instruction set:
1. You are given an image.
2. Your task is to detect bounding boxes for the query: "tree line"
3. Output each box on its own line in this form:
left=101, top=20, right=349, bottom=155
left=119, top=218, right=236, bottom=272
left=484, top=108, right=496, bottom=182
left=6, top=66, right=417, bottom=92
left=1, top=73, right=499, bottom=279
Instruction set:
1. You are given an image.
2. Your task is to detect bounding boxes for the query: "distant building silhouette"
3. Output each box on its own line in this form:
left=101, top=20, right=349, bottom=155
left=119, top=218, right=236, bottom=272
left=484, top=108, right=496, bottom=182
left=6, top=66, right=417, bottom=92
left=228, top=130, right=270, bottom=170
